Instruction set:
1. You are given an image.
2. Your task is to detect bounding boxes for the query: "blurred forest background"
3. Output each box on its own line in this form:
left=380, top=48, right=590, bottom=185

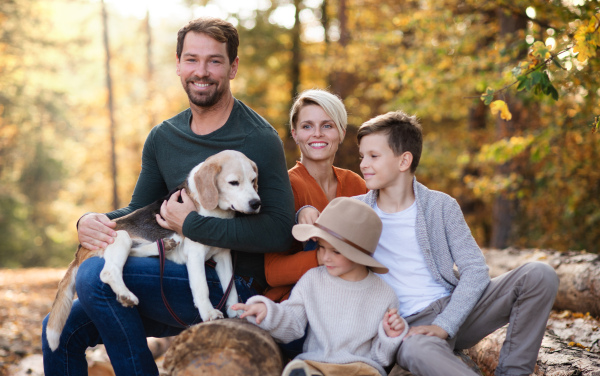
left=0, top=0, right=598, bottom=268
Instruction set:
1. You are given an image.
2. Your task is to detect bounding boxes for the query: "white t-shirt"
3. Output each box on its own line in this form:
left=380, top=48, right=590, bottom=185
left=373, top=201, right=450, bottom=317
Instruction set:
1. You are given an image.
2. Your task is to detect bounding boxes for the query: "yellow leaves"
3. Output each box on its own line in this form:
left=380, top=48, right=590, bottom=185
left=573, top=14, right=600, bottom=62
left=477, top=135, right=535, bottom=164
left=531, top=41, right=551, bottom=61
left=568, top=341, right=591, bottom=351
left=490, top=100, right=512, bottom=121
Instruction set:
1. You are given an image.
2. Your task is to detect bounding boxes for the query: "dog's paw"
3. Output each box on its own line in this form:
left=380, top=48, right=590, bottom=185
left=163, top=238, right=180, bottom=252
left=117, top=292, right=139, bottom=307
left=205, top=309, right=224, bottom=321
left=226, top=307, right=243, bottom=319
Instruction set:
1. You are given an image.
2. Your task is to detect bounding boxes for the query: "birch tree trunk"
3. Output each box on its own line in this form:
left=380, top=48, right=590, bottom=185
left=101, top=0, right=118, bottom=210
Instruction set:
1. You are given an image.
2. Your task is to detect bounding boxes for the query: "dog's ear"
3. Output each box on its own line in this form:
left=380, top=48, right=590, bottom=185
left=195, top=161, right=221, bottom=210
left=251, top=161, right=259, bottom=192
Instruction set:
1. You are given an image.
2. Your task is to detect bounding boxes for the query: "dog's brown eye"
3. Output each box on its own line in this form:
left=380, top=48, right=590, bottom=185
left=229, top=181, right=239, bottom=186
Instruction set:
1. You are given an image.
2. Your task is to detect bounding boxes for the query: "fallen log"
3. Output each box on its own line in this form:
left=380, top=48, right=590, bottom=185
left=483, top=248, right=600, bottom=317
left=162, top=318, right=284, bottom=376
left=468, top=321, right=600, bottom=376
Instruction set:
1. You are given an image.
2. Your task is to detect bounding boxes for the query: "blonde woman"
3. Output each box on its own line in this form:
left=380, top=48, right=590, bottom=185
left=264, top=89, right=367, bottom=303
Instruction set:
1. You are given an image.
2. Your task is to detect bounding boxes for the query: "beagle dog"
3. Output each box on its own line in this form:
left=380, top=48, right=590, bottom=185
left=47, top=150, right=261, bottom=351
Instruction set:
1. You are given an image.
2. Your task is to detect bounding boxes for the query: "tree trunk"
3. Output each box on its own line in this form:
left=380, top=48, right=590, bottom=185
left=489, top=10, right=529, bottom=249
left=101, top=0, right=119, bottom=210
left=290, top=0, right=301, bottom=110
left=162, top=318, right=284, bottom=376
left=329, top=0, right=355, bottom=99
left=145, top=8, right=156, bottom=129
left=483, top=248, right=600, bottom=317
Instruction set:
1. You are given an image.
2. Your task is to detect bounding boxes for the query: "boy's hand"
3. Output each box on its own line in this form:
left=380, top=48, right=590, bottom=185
left=298, top=207, right=320, bottom=225
left=231, top=302, right=268, bottom=324
left=383, top=308, right=406, bottom=338
left=406, top=324, right=448, bottom=340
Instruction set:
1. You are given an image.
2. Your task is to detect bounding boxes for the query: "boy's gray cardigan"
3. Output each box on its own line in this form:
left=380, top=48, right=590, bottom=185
left=354, top=178, right=490, bottom=338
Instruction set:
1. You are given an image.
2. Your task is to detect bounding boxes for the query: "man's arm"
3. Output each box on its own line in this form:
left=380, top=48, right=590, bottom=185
left=181, top=132, right=295, bottom=253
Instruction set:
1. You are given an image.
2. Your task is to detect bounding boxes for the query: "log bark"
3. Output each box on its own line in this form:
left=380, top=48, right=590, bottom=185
left=468, top=323, right=600, bottom=376
left=483, top=248, right=600, bottom=317
left=162, top=318, right=284, bottom=376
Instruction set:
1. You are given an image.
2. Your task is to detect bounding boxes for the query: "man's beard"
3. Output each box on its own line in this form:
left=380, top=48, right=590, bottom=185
left=184, top=78, right=224, bottom=108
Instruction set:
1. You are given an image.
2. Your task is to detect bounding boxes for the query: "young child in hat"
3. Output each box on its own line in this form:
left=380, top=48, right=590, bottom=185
left=233, top=197, right=408, bottom=376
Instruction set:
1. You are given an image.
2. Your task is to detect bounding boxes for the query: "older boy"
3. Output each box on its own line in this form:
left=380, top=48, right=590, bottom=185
left=356, top=111, right=558, bottom=376
left=300, top=110, right=559, bottom=376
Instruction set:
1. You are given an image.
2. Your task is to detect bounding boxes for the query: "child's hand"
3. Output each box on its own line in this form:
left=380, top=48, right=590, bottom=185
left=383, top=308, right=406, bottom=338
left=231, top=302, right=268, bottom=324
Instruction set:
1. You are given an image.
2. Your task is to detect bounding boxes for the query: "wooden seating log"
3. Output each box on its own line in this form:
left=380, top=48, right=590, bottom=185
left=483, top=248, right=600, bottom=317
left=162, top=318, right=284, bottom=376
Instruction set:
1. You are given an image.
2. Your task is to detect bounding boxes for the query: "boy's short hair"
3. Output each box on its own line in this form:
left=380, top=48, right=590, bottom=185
left=357, top=110, right=423, bottom=173
left=176, top=17, right=239, bottom=64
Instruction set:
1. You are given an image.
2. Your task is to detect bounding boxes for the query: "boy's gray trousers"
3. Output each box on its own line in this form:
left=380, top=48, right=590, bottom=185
left=397, top=262, right=559, bottom=376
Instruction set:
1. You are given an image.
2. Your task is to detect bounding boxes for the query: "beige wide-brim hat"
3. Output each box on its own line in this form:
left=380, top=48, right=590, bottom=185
left=292, top=197, right=388, bottom=274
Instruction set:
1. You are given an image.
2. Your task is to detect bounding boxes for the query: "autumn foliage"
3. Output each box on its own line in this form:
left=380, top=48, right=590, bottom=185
left=0, top=0, right=599, bottom=267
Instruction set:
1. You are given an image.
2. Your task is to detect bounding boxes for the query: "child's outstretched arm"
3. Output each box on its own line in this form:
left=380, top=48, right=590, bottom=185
left=234, top=283, right=309, bottom=343
left=231, top=302, right=267, bottom=324
left=383, top=308, right=406, bottom=338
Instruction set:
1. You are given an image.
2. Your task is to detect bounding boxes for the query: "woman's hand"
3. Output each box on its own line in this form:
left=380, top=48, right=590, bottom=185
left=77, top=213, right=117, bottom=250
left=298, top=207, right=320, bottom=225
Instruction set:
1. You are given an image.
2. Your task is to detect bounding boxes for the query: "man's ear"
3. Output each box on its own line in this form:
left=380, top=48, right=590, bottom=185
left=176, top=54, right=181, bottom=76
left=229, top=56, right=239, bottom=79
left=399, top=152, right=413, bottom=172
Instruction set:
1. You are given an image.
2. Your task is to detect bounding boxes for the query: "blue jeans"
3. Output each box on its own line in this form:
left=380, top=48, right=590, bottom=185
left=41, top=256, right=260, bottom=376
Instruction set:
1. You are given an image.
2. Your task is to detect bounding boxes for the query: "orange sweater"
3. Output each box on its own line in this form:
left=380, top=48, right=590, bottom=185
left=264, top=161, right=367, bottom=301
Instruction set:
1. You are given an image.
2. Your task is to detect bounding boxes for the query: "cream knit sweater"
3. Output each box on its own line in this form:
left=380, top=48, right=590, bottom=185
left=245, top=267, right=408, bottom=376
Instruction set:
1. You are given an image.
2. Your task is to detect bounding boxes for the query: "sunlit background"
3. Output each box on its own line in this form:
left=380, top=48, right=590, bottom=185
left=1, top=0, right=599, bottom=267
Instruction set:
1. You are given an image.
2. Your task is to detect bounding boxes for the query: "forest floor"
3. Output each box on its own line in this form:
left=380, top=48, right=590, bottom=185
left=1, top=268, right=599, bottom=376
left=0, top=268, right=65, bottom=376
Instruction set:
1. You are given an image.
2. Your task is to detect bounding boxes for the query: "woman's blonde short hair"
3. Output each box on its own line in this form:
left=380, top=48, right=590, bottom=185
left=289, top=89, right=347, bottom=142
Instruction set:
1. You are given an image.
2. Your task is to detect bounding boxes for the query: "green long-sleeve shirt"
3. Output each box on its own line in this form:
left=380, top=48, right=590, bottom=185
left=106, top=99, right=295, bottom=287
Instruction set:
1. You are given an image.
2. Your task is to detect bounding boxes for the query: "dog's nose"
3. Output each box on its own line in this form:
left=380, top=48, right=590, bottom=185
left=249, top=199, right=261, bottom=211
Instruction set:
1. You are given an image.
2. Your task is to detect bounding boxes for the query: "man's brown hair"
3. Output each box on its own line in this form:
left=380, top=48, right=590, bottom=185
left=357, top=110, right=423, bottom=173
left=176, top=17, right=239, bottom=64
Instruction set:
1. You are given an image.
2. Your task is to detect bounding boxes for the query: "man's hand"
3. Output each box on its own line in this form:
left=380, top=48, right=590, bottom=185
left=156, top=189, right=196, bottom=235
left=78, top=213, right=117, bottom=250
left=297, top=206, right=320, bottom=225
left=406, top=324, right=448, bottom=340
left=231, top=302, right=268, bottom=324
left=383, top=308, right=406, bottom=338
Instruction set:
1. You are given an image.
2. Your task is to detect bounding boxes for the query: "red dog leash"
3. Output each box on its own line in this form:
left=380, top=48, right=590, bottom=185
left=157, top=239, right=236, bottom=327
